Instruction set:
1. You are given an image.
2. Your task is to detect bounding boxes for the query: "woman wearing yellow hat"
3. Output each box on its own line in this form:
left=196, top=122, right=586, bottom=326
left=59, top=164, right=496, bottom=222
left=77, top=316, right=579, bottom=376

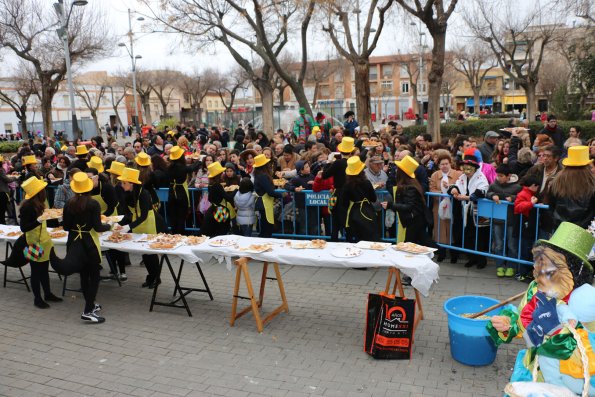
left=381, top=155, right=434, bottom=247
left=201, top=162, right=237, bottom=237
left=105, top=160, right=132, bottom=279
left=117, top=168, right=162, bottom=288
left=70, top=144, right=90, bottom=172
left=548, top=146, right=595, bottom=230
left=134, top=152, right=161, bottom=213
left=253, top=154, right=285, bottom=237
left=342, top=156, right=379, bottom=242
left=62, top=172, right=112, bottom=323
left=19, top=176, right=62, bottom=309
left=167, top=146, right=196, bottom=234
left=19, top=154, right=42, bottom=184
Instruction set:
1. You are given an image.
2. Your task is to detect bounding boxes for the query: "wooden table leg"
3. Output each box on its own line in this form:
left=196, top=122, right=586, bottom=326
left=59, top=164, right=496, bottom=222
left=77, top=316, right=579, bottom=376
left=383, top=267, right=425, bottom=337
left=230, top=257, right=245, bottom=327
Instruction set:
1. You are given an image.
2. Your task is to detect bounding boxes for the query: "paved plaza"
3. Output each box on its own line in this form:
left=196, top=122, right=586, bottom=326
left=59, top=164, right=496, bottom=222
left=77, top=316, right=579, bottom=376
left=1, top=246, right=528, bottom=397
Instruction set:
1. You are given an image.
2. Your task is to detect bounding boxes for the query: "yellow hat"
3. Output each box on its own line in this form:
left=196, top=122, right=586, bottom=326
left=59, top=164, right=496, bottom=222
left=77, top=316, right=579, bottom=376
left=70, top=172, right=93, bottom=194
left=207, top=162, right=226, bottom=178
left=337, top=137, right=355, bottom=154
left=106, top=161, right=125, bottom=176
left=117, top=167, right=142, bottom=185
left=253, top=154, right=270, bottom=168
left=22, top=176, right=47, bottom=199
left=0, top=155, right=4, bottom=162
left=169, top=146, right=184, bottom=160
left=22, top=155, right=37, bottom=166
left=167, top=130, right=177, bottom=136
left=86, top=156, right=104, bottom=173
left=75, top=145, right=89, bottom=156
left=60, top=145, right=67, bottom=152
left=135, top=152, right=151, bottom=167
left=395, top=155, right=419, bottom=178
left=345, top=156, right=365, bottom=176
left=562, top=145, right=591, bottom=167
left=311, top=126, right=320, bottom=135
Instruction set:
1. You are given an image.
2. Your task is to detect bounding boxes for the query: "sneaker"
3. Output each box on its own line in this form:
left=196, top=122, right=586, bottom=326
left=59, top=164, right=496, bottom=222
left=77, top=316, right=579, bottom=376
left=119, top=273, right=128, bottom=282
left=496, top=267, right=505, bottom=277
left=93, top=303, right=102, bottom=313
left=81, top=312, right=105, bottom=323
left=504, top=268, right=515, bottom=277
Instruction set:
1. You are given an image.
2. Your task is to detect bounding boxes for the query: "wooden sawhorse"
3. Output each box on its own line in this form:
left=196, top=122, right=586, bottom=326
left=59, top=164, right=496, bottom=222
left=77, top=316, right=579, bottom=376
left=230, top=257, right=289, bottom=333
left=384, top=267, right=424, bottom=334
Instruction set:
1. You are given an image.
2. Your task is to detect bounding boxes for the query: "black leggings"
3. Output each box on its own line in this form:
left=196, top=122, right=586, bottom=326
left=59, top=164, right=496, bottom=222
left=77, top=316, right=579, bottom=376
left=80, top=264, right=101, bottom=313
left=258, top=209, right=274, bottom=238
left=143, top=254, right=160, bottom=283
left=30, top=260, right=51, bottom=302
left=168, top=198, right=188, bottom=235
left=0, top=192, right=8, bottom=225
left=108, top=249, right=129, bottom=274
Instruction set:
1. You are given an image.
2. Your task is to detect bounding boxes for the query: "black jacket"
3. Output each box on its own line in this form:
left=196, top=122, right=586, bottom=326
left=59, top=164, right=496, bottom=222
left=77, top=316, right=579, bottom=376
left=388, top=185, right=426, bottom=229
left=63, top=198, right=110, bottom=264
left=549, top=192, right=595, bottom=230
left=91, top=181, right=118, bottom=216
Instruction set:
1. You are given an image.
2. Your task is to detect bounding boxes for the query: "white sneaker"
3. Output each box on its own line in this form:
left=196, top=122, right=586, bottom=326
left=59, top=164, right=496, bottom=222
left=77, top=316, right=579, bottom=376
left=119, top=273, right=128, bottom=281
left=81, top=312, right=105, bottom=323
left=93, top=303, right=102, bottom=313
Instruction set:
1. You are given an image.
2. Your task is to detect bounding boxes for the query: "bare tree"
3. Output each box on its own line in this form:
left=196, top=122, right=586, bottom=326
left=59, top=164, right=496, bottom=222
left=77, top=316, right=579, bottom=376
left=214, top=67, right=249, bottom=112
left=441, top=54, right=459, bottom=117
left=553, top=0, right=594, bottom=23
left=400, top=56, right=421, bottom=115
left=0, top=0, right=113, bottom=137
left=537, top=59, right=571, bottom=106
left=74, top=81, right=106, bottom=133
left=178, top=68, right=218, bottom=125
left=0, top=66, right=37, bottom=133
left=148, top=69, right=184, bottom=119
left=452, top=43, right=496, bottom=114
left=130, top=69, right=154, bottom=125
left=393, top=0, right=460, bottom=141
left=105, top=73, right=129, bottom=131
left=465, top=0, right=560, bottom=121
left=322, top=0, right=392, bottom=129
left=306, top=57, right=334, bottom=108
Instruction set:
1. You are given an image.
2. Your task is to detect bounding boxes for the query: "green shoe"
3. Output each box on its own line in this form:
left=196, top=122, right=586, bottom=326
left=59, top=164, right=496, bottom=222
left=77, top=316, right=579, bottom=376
left=496, top=267, right=505, bottom=277
left=504, top=268, right=515, bottom=277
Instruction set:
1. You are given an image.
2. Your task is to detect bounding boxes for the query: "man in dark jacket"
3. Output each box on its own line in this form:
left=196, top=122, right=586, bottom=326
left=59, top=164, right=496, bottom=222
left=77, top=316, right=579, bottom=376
left=478, top=131, right=500, bottom=163
left=538, top=115, right=565, bottom=150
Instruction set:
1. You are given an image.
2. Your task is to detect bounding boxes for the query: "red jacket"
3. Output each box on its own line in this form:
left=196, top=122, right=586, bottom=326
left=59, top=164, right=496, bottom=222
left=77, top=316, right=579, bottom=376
left=313, top=174, right=334, bottom=217
left=514, top=186, right=535, bottom=218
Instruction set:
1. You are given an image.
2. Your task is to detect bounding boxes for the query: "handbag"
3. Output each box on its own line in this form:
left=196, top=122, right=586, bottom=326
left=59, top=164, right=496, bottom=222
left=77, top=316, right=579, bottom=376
left=22, top=227, right=44, bottom=262
left=328, top=188, right=337, bottom=212
left=438, top=198, right=451, bottom=220
left=214, top=206, right=230, bottom=223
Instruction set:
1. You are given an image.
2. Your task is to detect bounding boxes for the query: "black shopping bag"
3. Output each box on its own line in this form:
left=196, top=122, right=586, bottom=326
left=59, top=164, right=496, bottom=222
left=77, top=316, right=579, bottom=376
left=364, top=293, right=416, bottom=359
left=2, top=235, right=29, bottom=268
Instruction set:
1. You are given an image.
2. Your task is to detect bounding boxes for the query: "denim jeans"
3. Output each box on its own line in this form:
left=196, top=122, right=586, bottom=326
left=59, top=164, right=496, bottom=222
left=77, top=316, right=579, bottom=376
left=239, top=224, right=253, bottom=237
left=492, top=223, right=518, bottom=267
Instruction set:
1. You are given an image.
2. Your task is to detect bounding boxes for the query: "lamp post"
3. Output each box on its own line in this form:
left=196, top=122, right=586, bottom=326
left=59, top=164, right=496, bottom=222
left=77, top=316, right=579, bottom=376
left=119, top=9, right=144, bottom=134
left=410, top=21, right=425, bottom=121
left=53, top=0, right=87, bottom=140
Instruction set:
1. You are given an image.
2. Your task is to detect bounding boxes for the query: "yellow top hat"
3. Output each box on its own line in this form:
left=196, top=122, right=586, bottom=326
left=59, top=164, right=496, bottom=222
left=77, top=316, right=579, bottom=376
left=562, top=145, right=591, bottom=167
left=70, top=172, right=93, bottom=194
left=345, top=156, right=365, bottom=176
left=167, top=130, right=177, bottom=136
left=60, top=145, right=67, bottom=152
left=337, top=137, right=355, bottom=154
left=86, top=156, right=104, bottom=173
left=22, top=155, right=37, bottom=166
left=207, top=162, right=226, bottom=178
left=75, top=144, right=89, bottom=156
left=395, top=155, right=419, bottom=178
left=117, top=167, right=142, bottom=185
left=22, top=176, right=47, bottom=200
left=253, top=154, right=270, bottom=168
left=169, top=146, right=184, bottom=161
left=106, top=161, right=125, bottom=176
left=135, top=152, right=151, bottom=167
left=311, top=126, right=320, bottom=135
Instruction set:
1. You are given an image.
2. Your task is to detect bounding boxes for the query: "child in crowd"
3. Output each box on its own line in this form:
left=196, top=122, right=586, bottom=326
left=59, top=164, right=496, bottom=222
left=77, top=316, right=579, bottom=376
left=284, top=160, right=316, bottom=235
left=486, top=164, right=521, bottom=277
left=234, top=177, right=256, bottom=237
left=513, top=175, right=541, bottom=281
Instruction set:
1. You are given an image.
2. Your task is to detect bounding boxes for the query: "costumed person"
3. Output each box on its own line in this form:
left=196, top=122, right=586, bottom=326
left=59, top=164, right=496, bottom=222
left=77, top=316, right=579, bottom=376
left=201, top=162, right=237, bottom=237
left=343, top=111, right=359, bottom=137
left=343, top=156, right=378, bottom=242
left=253, top=154, right=285, bottom=238
left=447, top=149, right=490, bottom=269
left=548, top=146, right=595, bottom=229
left=315, top=112, right=332, bottom=141
left=382, top=155, right=433, bottom=246
left=322, top=137, right=355, bottom=241
left=19, top=176, right=62, bottom=308
left=167, top=146, right=195, bottom=234
left=487, top=222, right=595, bottom=395
left=292, top=108, right=315, bottom=141
left=62, top=172, right=111, bottom=323
left=105, top=161, right=130, bottom=280
left=117, top=168, right=163, bottom=288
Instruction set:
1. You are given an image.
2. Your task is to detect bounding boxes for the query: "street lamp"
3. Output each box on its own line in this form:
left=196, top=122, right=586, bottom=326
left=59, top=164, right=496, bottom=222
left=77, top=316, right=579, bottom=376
left=410, top=21, right=426, bottom=122
left=53, top=0, right=87, bottom=139
left=118, top=9, right=144, bottom=134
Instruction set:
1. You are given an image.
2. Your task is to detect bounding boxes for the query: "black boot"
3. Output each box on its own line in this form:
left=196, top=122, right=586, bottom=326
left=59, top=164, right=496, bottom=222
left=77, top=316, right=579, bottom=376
left=45, top=293, right=63, bottom=302
left=34, top=298, right=49, bottom=309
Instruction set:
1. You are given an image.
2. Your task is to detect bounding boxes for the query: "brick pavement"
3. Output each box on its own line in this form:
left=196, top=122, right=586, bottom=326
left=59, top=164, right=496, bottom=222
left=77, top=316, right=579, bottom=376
left=0, top=246, right=529, bottom=397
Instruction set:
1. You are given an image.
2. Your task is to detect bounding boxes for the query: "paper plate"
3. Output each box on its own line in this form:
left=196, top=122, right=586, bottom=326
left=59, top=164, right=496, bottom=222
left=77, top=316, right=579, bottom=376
left=330, top=247, right=362, bottom=258
left=209, top=238, right=237, bottom=247
left=354, top=241, right=391, bottom=250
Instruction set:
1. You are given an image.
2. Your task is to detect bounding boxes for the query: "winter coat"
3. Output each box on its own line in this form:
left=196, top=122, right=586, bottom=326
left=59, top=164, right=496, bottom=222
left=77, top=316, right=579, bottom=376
left=486, top=175, right=522, bottom=222
left=548, top=190, right=595, bottom=230
left=447, top=169, right=489, bottom=227
left=514, top=187, right=536, bottom=218
left=284, top=173, right=314, bottom=208
left=234, top=191, right=256, bottom=226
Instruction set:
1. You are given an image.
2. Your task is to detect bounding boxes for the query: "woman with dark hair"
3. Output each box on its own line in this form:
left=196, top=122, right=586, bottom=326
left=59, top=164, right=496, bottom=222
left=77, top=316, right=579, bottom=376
left=253, top=154, right=285, bottom=237
left=62, top=172, right=111, bottom=322
left=19, top=177, right=61, bottom=308
left=85, top=167, right=118, bottom=217
left=201, top=163, right=237, bottom=237
left=167, top=146, right=197, bottom=234
left=343, top=156, right=378, bottom=242
left=222, top=163, right=240, bottom=187
left=19, top=155, right=42, bottom=182
left=117, top=168, right=162, bottom=288
left=255, top=132, right=269, bottom=148
left=48, top=155, right=70, bottom=184
left=382, top=155, right=432, bottom=246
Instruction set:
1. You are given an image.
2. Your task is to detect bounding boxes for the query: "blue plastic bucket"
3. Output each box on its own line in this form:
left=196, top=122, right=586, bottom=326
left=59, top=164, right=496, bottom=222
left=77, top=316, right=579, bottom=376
left=443, top=295, right=500, bottom=366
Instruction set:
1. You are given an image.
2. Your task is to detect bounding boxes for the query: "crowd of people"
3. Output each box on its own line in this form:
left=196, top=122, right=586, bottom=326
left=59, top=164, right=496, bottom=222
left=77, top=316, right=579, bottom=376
left=1, top=112, right=594, bottom=323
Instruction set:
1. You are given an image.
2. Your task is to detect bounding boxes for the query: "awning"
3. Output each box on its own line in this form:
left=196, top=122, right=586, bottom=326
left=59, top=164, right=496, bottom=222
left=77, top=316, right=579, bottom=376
left=503, top=96, right=527, bottom=105
left=466, top=97, right=493, bottom=107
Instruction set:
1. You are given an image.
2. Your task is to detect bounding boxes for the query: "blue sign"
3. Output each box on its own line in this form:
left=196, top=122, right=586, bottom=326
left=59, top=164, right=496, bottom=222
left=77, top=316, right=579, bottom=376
left=305, top=191, right=330, bottom=206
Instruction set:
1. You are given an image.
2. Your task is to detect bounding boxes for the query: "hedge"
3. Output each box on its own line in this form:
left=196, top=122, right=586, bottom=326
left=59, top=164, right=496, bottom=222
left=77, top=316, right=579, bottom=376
left=403, top=120, right=595, bottom=140
left=0, top=141, right=23, bottom=154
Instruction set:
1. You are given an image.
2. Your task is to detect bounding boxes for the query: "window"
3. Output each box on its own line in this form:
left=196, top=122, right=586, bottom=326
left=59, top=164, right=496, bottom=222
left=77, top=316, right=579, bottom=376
left=369, top=66, right=378, bottom=81
left=382, top=65, right=393, bottom=78
left=63, top=95, right=70, bottom=106
left=208, top=100, right=212, bottom=108
left=420, top=82, right=427, bottom=93
left=335, top=85, right=344, bottom=99
left=400, top=64, right=409, bottom=78
left=4, top=123, right=12, bottom=134
left=335, top=70, right=343, bottom=82
left=320, top=85, right=330, bottom=98
left=350, top=67, right=355, bottom=80
left=381, top=80, right=393, bottom=91
left=401, top=82, right=409, bottom=94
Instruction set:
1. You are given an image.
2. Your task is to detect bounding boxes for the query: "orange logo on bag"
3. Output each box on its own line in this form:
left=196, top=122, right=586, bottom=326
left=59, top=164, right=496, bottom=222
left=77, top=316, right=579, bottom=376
left=384, top=304, right=408, bottom=322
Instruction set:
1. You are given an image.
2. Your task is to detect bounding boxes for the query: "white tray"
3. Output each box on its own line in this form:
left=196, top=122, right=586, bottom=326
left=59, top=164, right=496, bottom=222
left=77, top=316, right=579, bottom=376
left=209, top=238, right=237, bottom=247
left=330, top=247, right=362, bottom=258
left=354, top=241, right=391, bottom=250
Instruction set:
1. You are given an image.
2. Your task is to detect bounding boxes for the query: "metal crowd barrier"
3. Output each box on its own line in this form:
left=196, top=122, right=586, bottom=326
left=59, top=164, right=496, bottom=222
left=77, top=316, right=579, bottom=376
left=13, top=185, right=548, bottom=267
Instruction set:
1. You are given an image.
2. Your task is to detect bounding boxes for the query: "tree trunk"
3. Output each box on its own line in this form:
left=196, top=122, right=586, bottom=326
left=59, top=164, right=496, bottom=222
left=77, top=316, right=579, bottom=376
left=141, top=94, right=152, bottom=125
left=411, top=84, right=419, bottom=114
left=427, top=31, right=447, bottom=142
left=473, top=88, right=480, bottom=114
left=113, top=106, right=124, bottom=131
left=255, top=80, right=274, bottom=138
left=525, top=83, right=536, bottom=123
left=354, top=59, right=372, bottom=129
left=91, top=110, right=99, bottom=135
left=312, top=84, right=319, bottom=108
left=40, top=92, right=53, bottom=138
left=19, top=111, right=27, bottom=135
left=161, top=100, right=168, bottom=119
left=278, top=87, right=285, bottom=107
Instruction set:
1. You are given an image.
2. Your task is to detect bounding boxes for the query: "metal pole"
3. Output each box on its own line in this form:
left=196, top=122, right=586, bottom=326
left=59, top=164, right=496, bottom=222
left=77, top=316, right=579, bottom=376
left=128, top=8, right=141, bottom=134
left=418, top=24, right=423, bottom=121
left=58, top=0, right=79, bottom=140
